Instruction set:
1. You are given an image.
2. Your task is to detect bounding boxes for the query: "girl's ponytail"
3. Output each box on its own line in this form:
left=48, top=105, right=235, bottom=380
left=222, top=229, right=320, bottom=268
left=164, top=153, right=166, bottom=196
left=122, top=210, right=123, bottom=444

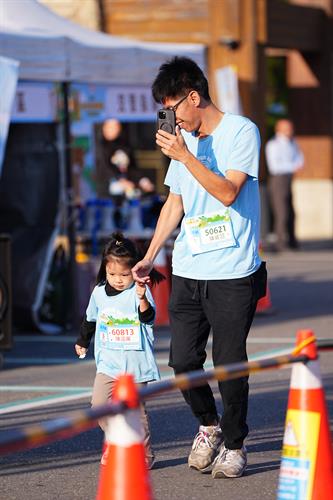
left=148, top=267, right=165, bottom=287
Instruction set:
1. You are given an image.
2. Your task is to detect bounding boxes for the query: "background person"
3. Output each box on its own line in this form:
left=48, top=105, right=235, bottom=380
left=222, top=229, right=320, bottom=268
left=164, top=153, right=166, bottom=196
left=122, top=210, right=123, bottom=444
left=138, top=176, right=164, bottom=229
left=132, top=56, right=267, bottom=479
left=102, top=119, right=138, bottom=199
left=75, top=231, right=164, bottom=469
left=97, top=119, right=139, bottom=227
left=265, top=119, right=304, bottom=251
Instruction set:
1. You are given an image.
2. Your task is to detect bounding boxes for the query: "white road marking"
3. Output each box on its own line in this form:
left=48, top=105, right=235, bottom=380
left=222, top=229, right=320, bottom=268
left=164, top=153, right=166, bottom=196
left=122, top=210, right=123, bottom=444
left=0, top=345, right=293, bottom=415
left=0, top=385, right=91, bottom=392
left=3, top=358, right=95, bottom=365
left=0, top=391, right=92, bottom=415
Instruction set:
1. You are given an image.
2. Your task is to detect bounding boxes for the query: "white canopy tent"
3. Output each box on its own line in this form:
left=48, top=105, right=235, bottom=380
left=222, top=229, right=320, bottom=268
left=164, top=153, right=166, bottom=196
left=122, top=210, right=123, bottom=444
left=0, top=0, right=206, bottom=334
left=0, top=0, right=205, bottom=84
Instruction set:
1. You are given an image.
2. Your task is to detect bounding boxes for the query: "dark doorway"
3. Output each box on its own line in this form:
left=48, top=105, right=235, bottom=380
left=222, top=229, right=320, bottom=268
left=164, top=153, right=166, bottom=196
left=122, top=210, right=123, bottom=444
left=0, top=123, right=60, bottom=330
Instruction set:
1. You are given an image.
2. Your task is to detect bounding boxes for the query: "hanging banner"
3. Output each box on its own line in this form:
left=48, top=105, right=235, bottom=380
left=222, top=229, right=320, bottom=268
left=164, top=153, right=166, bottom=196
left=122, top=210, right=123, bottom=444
left=11, top=82, right=58, bottom=123
left=0, top=56, right=19, bottom=175
left=70, top=83, right=158, bottom=123
left=215, top=66, right=243, bottom=115
left=105, top=85, right=158, bottom=121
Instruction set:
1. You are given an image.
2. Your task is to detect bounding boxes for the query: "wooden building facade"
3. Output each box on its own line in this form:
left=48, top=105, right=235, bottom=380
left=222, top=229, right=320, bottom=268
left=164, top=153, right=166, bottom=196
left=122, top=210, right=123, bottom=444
left=101, top=0, right=333, bottom=240
left=42, top=0, right=333, bottom=240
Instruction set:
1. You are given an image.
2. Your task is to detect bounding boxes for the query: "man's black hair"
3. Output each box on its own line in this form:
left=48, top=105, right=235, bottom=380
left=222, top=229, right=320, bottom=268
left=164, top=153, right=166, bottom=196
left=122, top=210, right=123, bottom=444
left=152, top=56, right=211, bottom=103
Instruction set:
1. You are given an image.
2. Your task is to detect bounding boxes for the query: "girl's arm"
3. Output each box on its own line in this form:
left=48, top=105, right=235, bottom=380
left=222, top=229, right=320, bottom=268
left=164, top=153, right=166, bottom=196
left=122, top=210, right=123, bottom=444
left=136, top=283, right=155, bottom=323
left=132, top=192, right=183, bottom=284
left=75, top=316, right=96, bottom=355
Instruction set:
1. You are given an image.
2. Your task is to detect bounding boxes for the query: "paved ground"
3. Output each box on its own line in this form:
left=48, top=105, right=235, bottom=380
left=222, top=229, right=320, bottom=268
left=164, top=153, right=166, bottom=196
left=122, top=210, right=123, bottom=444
left=0, top=242, right=332, bottom=500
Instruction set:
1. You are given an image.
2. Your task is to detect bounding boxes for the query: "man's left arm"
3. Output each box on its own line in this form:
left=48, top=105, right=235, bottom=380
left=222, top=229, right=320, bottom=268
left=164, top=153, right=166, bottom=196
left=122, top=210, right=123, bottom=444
left=156, top=128, right=248, bottom=206
left=179, top=152, right=247, bottom=206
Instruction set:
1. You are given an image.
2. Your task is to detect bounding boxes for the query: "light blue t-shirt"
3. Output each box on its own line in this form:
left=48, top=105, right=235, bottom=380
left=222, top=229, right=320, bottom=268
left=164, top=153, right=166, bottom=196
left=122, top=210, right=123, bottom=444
left=86, top=283, right=160, bottom=383
left=165, top=112, right=261, bottom=279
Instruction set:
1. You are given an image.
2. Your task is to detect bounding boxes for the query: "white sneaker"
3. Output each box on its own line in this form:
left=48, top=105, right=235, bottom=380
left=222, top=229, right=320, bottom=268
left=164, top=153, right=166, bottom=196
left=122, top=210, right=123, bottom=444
left=188, top=424, right=223, bottom=472
left=212, top=445, right=247, bottom=478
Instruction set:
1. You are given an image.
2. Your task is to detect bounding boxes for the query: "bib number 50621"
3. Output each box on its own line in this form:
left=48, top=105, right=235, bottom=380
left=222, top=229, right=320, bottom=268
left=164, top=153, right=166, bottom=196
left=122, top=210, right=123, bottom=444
left=204, top=225, right=227, bottom=236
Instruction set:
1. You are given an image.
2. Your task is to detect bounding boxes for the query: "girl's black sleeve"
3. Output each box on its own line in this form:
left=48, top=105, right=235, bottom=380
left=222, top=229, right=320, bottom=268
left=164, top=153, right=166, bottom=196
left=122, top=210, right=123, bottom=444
left=138, top=303, right=155, bottom=324
left=76, top=316, right=96, bottom=348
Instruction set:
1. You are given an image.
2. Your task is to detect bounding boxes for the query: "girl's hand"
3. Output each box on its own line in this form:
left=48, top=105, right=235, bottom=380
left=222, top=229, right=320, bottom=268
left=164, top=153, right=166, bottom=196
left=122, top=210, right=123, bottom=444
left=135, top=282, right=146, bottom=300
left=75, top=344, right=88, bottom=358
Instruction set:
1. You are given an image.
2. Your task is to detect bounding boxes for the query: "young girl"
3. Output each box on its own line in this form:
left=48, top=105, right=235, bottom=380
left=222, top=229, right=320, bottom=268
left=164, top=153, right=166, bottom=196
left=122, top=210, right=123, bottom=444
left=75, top=232, right=164, bottom=468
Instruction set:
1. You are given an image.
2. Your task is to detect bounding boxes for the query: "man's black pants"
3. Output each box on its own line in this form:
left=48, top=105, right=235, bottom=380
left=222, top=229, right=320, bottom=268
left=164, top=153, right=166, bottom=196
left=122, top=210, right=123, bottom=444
left=168, top=262, right=267, bottom=450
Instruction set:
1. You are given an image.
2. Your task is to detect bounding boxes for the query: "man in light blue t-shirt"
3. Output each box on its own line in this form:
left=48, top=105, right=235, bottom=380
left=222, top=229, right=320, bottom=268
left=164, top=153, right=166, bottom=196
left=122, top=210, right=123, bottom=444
left=132, top=57, right=267, bottom=479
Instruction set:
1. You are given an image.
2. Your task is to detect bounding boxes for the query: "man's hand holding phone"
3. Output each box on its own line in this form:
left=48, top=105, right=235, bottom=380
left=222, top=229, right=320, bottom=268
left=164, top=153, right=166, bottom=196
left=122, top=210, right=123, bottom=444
left=156, top=126, right=189, bottom=164
left=156, top=108, right=190, bottom=162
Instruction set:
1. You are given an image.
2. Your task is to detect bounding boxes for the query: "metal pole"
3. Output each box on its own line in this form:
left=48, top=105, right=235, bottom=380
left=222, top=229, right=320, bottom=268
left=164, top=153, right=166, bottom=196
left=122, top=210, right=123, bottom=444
left=61, top=82, right=79, bottom=330
left=96, top=0, right=107, bottom=32
left=0, top=233, right=12, bottom=352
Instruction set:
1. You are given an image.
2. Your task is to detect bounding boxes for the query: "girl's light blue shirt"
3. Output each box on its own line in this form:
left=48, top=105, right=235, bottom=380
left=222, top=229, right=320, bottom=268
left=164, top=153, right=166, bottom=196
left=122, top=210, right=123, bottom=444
left=86, top=283, right=160, bottom=382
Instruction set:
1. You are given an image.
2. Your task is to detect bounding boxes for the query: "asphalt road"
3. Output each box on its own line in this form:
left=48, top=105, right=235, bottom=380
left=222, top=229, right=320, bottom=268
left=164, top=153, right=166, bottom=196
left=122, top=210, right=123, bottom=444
left=0, top=243, right=332, bottom=500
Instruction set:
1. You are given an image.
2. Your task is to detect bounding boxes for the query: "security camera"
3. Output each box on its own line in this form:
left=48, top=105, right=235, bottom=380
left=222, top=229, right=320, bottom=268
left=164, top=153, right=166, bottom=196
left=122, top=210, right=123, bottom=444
left=219, top=37, right=240, bottom=50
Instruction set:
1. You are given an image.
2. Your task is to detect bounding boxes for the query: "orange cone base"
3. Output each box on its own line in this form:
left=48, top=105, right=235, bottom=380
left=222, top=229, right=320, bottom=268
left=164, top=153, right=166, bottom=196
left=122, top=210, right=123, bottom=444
left=97, top=443, right=152, bottom=500
left=256, top=285, right=274, bottom=314
left=151, top=266, right=170, bottom=326
left=287, top=388, right=333, bottom=500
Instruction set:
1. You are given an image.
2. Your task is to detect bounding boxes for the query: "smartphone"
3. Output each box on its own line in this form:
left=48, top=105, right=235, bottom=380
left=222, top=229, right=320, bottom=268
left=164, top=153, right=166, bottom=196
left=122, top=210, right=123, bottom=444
left=157, top=108, right=176, bottom=135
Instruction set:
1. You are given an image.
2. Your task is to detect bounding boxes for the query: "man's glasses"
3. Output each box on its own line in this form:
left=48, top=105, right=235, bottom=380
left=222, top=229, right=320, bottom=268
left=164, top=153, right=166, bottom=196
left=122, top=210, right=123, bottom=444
left=166, top=93, right=189, bottom=113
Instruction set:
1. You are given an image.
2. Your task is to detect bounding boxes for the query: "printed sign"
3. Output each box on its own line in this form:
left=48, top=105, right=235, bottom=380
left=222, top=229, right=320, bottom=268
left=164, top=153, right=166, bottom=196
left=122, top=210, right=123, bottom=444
left=277, top=409, right=320, bottom=500
left=105, top=85, right=159, bottom=120
left=11, top=82, right=58, bottom=122
left=215, top=65, right=243, bottom=115
left=70, top=83, right=159, bottom=122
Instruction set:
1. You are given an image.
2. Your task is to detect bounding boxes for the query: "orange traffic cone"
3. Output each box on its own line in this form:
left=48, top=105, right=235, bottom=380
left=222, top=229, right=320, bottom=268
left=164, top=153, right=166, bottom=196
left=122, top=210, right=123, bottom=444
left=96, top=374, right=152, bottom=500
left=256, top=243, right=274, bottom=314
left=151, top=247, right=170, bottom=326
left=277, top=330, right=333, bottom=500
left=256, top=284, right=274, bottom=314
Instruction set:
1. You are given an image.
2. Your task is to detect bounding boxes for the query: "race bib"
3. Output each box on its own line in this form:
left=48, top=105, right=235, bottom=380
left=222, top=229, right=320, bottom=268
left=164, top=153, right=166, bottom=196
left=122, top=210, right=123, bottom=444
left=184, top=209, right=236, bottom=255
left=98, top=308, right=142, bottom=350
